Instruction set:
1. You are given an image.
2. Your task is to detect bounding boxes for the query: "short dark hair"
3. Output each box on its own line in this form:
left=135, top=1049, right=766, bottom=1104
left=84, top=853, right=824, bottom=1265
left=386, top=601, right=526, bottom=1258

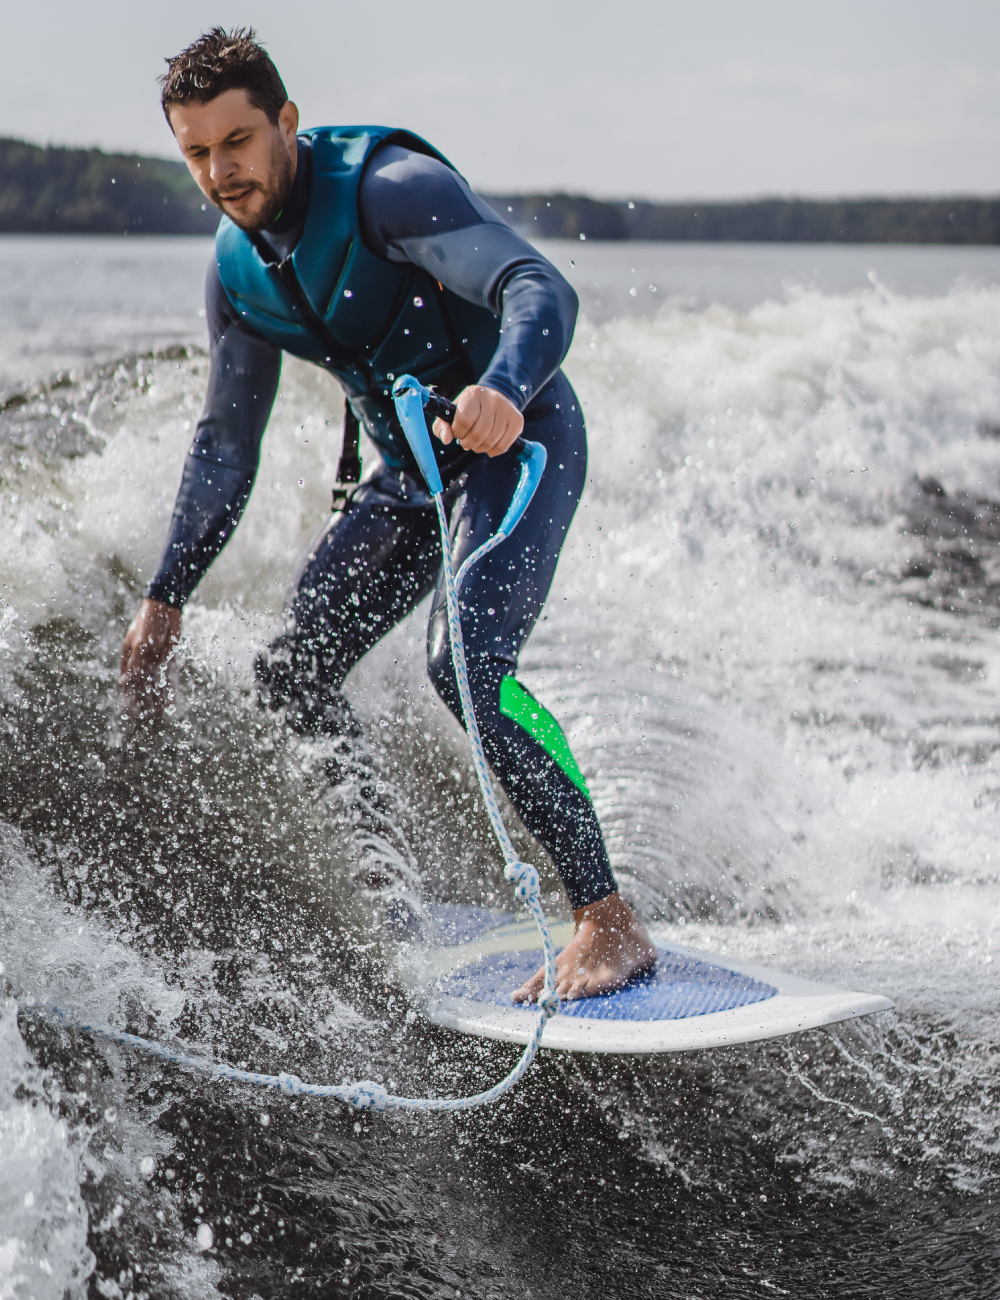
left=160, top=27, right=287, bottom=125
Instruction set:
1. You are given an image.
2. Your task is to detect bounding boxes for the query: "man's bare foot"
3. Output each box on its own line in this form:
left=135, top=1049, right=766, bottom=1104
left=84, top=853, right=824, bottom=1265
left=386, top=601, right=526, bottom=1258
left=511, top=892, right=657, bottom=1004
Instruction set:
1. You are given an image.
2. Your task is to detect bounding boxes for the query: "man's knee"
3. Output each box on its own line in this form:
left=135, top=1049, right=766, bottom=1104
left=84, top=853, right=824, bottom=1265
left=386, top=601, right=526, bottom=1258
left=255, top=639, right=360, bottom=737
left=427, top=629, right=508, bottom=732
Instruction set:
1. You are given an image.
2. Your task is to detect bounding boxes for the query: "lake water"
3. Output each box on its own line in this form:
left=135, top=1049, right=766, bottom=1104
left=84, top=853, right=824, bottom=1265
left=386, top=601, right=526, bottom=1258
left=2, top=234, right=1000, bottom=1298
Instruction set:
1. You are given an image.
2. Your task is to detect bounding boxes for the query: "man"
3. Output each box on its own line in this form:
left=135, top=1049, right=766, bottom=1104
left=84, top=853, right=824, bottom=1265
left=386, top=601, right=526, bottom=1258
left=120, top=27, right=655, bottom=1003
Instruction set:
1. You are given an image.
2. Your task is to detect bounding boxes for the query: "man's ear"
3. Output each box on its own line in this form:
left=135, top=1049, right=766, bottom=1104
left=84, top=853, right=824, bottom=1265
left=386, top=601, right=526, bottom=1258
left=279, top=99, right=299, bottom=145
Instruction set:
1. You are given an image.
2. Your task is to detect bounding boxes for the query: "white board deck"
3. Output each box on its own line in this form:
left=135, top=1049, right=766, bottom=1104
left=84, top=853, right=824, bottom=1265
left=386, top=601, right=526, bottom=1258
left=402, top=906, right=894, bottom=1055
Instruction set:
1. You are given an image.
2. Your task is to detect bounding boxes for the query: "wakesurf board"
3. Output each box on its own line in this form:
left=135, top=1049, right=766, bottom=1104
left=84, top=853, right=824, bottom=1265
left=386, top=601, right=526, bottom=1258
left=403, top=904, right=894, bottom=1054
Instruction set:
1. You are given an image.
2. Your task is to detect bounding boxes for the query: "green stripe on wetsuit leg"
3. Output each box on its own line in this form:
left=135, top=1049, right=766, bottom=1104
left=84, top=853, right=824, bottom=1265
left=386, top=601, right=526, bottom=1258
left=499, top=676, right=591, bottom=800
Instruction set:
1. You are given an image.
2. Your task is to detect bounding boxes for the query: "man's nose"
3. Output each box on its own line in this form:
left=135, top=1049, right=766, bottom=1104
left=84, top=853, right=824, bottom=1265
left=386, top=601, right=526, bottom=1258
left=209, top=149, right=237, bottom=188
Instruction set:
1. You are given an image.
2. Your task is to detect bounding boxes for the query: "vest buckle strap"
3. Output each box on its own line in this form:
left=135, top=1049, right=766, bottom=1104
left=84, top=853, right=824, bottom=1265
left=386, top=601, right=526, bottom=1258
left=332, top=404, right=362, bottom=512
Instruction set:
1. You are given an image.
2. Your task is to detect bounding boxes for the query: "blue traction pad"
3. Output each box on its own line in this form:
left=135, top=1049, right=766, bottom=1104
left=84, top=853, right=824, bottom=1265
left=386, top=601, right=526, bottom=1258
left=423, top=903, right=516, bottom=946
left=435, top=949, right=778, bottom=1022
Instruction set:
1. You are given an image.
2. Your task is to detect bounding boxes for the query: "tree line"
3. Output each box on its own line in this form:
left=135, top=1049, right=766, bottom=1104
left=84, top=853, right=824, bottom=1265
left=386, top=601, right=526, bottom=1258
left=485, top=192, right=1000, bottom=244
left=2, top=137, right=998, bottom=243
left=0, top=137, right=218, bottom=234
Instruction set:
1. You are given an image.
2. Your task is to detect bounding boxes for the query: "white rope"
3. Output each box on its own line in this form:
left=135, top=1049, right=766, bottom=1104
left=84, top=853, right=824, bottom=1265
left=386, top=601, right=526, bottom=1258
left=17, top=485, right=560, bottom=1113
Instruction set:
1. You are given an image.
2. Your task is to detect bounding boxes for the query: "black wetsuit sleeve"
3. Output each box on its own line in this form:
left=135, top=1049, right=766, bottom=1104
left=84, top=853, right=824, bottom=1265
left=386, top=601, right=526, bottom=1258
left=145, top=263, right=281, bottom=608
left=358, top=145, right=578, bottom=410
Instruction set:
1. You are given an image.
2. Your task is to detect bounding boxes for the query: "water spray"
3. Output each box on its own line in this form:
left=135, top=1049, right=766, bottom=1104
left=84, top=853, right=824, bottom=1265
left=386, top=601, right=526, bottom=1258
left=19, top=378, right=558, bottom=1113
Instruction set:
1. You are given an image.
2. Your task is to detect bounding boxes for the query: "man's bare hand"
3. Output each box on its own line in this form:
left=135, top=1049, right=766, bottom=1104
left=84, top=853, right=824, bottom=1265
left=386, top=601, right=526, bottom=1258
left=432, top=385, right=524, bottom=457
left=120, top=598, right=181, bottom=717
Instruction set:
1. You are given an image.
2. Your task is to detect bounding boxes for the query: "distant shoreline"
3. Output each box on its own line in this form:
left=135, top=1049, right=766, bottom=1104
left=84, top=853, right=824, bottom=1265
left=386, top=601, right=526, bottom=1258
left=3, top=137, right=998, bottom=244
left=487, top=193, right=1000, bottom=246
left=488, top=193, right=998, bottom=244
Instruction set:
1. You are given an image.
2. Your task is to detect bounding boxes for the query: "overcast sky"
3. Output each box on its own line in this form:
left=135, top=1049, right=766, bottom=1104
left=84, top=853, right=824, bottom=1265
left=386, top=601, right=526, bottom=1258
left=4, top=1, right=999, bottom=199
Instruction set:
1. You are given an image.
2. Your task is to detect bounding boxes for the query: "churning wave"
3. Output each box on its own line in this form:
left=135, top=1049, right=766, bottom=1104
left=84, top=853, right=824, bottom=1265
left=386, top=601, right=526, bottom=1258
left=3, top=273, right=1000, bottom=1296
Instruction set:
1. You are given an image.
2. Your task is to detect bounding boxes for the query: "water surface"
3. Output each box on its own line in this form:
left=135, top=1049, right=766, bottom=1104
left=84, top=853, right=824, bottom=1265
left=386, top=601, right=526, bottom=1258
left=2, top=235, right=999, bottom=1299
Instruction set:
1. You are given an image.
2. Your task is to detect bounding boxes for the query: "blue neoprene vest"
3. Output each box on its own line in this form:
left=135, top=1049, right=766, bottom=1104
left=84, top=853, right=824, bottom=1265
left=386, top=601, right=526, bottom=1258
left=215, top=126, right=502, bottom=464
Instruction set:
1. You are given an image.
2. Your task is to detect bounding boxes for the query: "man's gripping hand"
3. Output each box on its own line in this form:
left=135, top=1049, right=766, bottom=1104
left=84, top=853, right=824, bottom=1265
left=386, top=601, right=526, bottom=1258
left=120, top=598, right=182, bottom=717
left=432, top=385, right=523, bottom=457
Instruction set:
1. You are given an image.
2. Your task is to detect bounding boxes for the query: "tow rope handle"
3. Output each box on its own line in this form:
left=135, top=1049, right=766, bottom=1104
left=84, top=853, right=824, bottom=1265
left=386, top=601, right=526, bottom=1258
left=390, top=376, right=546, bottom=547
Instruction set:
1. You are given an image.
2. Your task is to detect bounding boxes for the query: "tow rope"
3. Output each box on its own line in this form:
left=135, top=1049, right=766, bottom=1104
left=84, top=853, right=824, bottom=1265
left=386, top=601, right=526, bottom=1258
left=19, top=377, right=559, bottom=1113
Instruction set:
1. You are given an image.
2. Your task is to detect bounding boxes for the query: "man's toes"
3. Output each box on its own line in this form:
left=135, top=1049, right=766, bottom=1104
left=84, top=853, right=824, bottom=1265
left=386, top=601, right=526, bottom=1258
left=512, top=967, right=545, bottom=1003
left=583, top=967, right=615, bottom=997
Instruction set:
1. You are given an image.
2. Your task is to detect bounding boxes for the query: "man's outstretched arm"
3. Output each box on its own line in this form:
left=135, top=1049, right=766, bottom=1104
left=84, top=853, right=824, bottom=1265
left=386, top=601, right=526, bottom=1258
left=121, top=267, right=281, bottom=713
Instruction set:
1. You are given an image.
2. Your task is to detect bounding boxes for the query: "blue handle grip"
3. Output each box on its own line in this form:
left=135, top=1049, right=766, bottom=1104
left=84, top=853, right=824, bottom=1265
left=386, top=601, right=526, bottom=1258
left=392, top=375, right=443, bottom=495
left=499, top=439, right=547, bottom=539
left=391, top=374, right=546, bottom=541
left=450, top=435, right=546, bottom=594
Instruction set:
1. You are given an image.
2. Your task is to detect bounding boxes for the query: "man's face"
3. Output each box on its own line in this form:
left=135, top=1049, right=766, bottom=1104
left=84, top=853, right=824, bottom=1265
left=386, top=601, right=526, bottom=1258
left=169, top=88, right=299, bottom=231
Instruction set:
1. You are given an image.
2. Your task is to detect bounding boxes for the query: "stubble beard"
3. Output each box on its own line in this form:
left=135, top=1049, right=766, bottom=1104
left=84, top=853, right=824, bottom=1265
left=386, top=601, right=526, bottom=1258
left=212, top=136, right=295, bottom=233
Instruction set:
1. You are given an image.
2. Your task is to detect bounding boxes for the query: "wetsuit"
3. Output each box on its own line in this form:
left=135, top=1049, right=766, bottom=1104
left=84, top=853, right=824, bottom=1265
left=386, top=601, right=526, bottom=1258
left=147, top=134, right=617, bottom=910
